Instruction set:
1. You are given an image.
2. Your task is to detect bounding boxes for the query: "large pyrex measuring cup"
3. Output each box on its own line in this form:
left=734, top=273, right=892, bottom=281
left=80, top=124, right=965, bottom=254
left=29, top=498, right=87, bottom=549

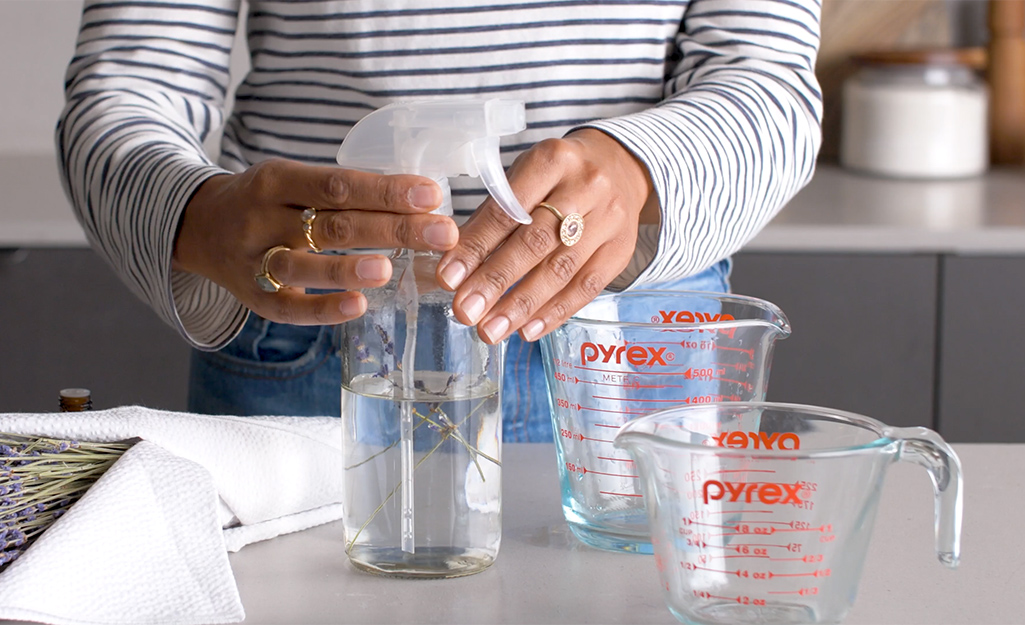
left=614, top=402, right=963, bottom=625
left=539, top=291, right=789, bottom=552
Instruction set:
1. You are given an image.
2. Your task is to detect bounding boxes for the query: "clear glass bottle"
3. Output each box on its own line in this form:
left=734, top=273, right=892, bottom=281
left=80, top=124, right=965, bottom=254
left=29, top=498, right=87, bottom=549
left=340, top=248, right=503, bottom=578
left=335, top=99, right=530, bottom=578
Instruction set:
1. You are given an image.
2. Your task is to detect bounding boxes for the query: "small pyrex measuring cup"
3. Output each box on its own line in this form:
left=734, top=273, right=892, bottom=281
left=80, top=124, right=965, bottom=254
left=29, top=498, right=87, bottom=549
left=614, top=402, right=963, bottom=625
left=539, top=291, right=789, bottom=552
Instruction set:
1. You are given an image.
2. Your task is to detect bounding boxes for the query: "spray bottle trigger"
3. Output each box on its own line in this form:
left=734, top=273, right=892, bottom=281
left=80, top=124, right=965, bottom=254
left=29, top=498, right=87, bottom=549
left=471, top=136, right=532, bottom=225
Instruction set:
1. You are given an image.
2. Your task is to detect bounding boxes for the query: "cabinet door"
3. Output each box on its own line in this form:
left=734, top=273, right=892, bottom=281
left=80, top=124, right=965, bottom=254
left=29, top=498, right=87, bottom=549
left=0, top=248, right=191, bottom=412
left=731, top=253, right=938, bottom=429
left=938, top=256, right=1025, bottom=442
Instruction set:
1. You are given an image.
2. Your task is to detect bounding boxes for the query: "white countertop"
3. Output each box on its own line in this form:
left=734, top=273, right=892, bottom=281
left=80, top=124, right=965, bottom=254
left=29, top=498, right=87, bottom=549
left=226, top=442, right=1018, bottom=625
left=3, top=152, right=1025, bottom=253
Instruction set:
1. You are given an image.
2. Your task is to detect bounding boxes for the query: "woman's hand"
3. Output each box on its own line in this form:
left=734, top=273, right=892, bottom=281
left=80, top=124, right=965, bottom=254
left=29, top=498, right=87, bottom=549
left=436, top=128, right=655, bottom=344
left=173, top=158, right=458, bottom=325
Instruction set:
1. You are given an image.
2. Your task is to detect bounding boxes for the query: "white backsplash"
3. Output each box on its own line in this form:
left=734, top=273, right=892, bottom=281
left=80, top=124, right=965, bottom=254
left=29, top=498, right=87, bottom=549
left=0, top=0, right=249, bottom=156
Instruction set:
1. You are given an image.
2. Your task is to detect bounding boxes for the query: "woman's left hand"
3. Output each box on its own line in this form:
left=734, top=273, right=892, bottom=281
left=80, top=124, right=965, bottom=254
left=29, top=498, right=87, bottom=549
left=436, top=128, right=655, bottom=344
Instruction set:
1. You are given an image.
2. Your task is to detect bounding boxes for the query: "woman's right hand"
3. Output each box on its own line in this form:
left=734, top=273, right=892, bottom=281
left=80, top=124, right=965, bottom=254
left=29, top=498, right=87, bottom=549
left=172, top=158, right=459, bottom=325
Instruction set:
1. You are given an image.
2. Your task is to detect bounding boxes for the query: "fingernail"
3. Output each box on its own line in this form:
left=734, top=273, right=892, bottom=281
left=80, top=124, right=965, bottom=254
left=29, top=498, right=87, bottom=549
left=424, top=222, right=457, bottom=247
left=410, top=184, right=440, bottom=209
left=339, top=296, right=366, bottom=317
left=482, top=315, right=510, bottom=343
left=521, top=319, right=545, bottom=342
left=462, top=293, right=486, bottom=324
left=440, top=260, right=467, bottom=288
left=356, top=257, right=390, bottom=281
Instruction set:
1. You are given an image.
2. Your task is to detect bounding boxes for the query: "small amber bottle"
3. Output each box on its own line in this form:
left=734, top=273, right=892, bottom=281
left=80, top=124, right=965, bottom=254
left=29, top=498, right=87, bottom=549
left=59, top=388, right=93, bottom=412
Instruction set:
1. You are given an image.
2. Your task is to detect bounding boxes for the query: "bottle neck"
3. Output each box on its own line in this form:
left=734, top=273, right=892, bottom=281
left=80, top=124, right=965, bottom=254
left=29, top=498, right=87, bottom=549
left=430, top=176, right=454, bottom=218
left=390, top=176, right=452, bottom=259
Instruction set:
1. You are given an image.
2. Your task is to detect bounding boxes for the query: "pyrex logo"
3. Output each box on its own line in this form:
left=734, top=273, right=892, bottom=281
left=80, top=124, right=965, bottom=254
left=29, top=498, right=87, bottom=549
left=651, top=310, right=738, bottom=338
left=580, top=342, right=672, bottom=367
left=702, top=480, right=804, bottom=505
left=709, top=431, right=801, bottom=450
left=655, top=310, right=735, bottom=324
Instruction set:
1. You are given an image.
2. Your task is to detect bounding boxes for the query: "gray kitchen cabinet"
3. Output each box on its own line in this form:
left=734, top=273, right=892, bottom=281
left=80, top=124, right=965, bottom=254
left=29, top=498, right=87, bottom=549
left=937, top=256, right=1025, bottom=442
left=730, top=252, right=939, bottom=431
left=0, top=248, right=191, bottom=412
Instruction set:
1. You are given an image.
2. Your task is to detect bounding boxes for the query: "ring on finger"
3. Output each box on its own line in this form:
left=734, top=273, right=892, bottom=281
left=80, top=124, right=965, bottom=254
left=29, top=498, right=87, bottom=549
left=301, top=207, right=323, bottom=252
left=254, top=245, right=291, bottom=293
left=537, top=202, right=584, bottom=247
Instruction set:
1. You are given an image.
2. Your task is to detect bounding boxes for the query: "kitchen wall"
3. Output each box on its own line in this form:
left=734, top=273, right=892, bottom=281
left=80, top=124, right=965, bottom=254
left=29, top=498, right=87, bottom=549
left=0, top=0, right=987, bottom=168
left=0, top=0, right=249, bottom=161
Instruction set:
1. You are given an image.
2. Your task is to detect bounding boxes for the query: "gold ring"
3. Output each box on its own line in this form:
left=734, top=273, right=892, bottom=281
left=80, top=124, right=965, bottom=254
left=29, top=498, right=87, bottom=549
left=538, top=202, right=584, bottom=247
left=301, top=208, right=323, bottom=252
left=254, top=245, right=290, bottom=293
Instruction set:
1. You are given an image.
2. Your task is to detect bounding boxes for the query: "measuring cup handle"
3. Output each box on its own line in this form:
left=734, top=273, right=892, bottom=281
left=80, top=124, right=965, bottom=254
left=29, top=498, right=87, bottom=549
left=889, top=426, right=963, bottom=569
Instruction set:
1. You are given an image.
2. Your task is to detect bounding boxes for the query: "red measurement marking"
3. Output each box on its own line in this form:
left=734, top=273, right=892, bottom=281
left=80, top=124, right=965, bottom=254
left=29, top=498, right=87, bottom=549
left=774, top=525, right=830, bottom=534
left=593, top=395, right=701, bottom=404
left=598, top=456, right=635, bottom=463
left=715, top=361, right=754, bottom=372
left=707, top=594, right=738, bottom=602
left=577, top=405, right=646, bottom=415
left=769, top=588, right=820, bottom=596
left=771, top=555, right=824, bottom=563
left=684, top=520, right=739, bottom=530
left=708, top=469, right=777, bottom=475
left=713, top=344, right=755, bottom=357
left=694, top=565, right=739, bottom=575
left=600, top=491, right=643, bottom=498
left=719, top=554, right=769, bottom=559
left=769, top=569, right=831, bottom=578
left=593, top=423, right=622, bottom=429
left=577, top=433, right=615, bottom=444
left=586, top=468, right=639, bottom=478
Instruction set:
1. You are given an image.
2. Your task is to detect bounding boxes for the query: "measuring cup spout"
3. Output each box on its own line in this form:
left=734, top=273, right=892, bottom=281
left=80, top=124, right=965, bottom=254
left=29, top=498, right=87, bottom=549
left=887, top=426, right=964, bottom=568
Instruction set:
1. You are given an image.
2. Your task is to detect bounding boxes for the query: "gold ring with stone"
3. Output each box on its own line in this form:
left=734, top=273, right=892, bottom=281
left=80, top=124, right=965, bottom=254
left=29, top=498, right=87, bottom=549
left=301, top=207, right=322, bottom=252
left=537, top=202, right=584, bottom=247
left=254, top=245, right=290, bottom=293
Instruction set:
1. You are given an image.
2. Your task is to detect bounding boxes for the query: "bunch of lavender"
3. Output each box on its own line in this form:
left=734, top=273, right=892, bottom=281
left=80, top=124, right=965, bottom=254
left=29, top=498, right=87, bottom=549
left=0, top=434, right=133, bottom=570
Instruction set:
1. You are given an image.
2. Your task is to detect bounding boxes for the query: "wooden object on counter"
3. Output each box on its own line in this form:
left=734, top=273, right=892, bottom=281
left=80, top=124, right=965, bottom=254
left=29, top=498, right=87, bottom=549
left=988, top=0, right=1025, bottom=165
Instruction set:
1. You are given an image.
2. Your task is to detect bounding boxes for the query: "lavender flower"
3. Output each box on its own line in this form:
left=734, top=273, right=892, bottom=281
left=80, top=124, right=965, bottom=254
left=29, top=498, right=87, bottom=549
left=0, top=433, right=132, bottom=571
left=374, top=324, right=396, bottom=357
left=350, top=335, right=375, bottom=364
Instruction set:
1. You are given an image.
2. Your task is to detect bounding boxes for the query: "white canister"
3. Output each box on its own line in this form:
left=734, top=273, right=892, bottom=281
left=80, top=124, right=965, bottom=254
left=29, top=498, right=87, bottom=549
left=841, top=50, right=989, bottom=179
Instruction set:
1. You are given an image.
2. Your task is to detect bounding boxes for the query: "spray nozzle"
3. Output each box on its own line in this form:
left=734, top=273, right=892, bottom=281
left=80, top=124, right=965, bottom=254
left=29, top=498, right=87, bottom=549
left=336, top=99, right=532, bottom=224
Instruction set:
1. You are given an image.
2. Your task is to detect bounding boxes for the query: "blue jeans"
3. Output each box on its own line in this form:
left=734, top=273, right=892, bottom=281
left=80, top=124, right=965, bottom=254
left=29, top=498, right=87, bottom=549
left=188, top=259, right=732, bottom=441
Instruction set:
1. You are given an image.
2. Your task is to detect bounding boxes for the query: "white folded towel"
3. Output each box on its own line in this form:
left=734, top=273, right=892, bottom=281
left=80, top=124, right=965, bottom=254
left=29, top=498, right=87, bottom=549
left=0, top=406, right=345, bottom=625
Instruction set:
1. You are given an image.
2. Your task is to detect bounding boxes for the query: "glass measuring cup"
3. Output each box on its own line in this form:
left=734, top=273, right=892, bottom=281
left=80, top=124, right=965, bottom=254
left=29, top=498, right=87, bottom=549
left=614, top=402, right=963, bottom=625
left=539, top=291, right=789, bottom=553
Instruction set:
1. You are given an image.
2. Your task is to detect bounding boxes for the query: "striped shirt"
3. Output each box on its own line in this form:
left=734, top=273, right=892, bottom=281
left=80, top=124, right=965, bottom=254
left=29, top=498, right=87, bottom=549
left=56, top=0, right=823, bottom=350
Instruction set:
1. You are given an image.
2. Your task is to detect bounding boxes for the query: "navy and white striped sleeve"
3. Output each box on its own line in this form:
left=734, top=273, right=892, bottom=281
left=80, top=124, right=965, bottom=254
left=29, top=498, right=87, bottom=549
left=56, top=0, right=246, bottom=350
left=584, top=0, right=823, bottom=288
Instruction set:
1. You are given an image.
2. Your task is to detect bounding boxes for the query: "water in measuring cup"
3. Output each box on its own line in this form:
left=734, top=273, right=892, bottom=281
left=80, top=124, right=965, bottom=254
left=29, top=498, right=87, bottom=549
left=341, top=371, right=501, bottom=578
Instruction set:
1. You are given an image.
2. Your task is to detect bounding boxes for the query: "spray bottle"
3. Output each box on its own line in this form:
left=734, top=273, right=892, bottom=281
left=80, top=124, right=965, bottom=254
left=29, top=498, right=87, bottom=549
left=336, top=99, right=530, bottom=577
